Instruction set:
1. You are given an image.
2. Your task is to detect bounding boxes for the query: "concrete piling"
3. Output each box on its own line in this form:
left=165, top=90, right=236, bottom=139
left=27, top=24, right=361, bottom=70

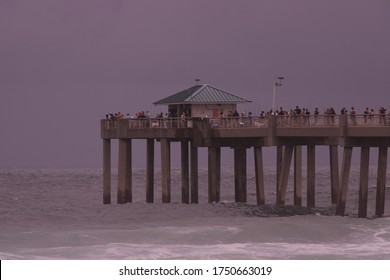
left=254, top=147, right=265, bottom=205
left=358, top=147, right=370, bottom=218
left=117, top=139, right=132, bottom=203
left=103, top=138, right=111, bottom=204
left=208, top=146, right=221, bottom=203
left=336, top=146, right=353, bottom=216
left=376, top=147, right=388, bottom=216
left=307, top=145, right=316, bottom=208
left=329, top=145, right=340, bottom=204
left=181, top=140, right=190, bottom=204
left=276, top=145, right=293, bottom=205
left=146, top=139, right=154, bottom=203
left=190, top=143, right=199, bottom=203
left=294, top=146, right=302, bottom=206
left=161, top=139, right=171, bottom=203
left=234, top=147, right=247, bottom=203
left=276, top=145, right=283, bottom=198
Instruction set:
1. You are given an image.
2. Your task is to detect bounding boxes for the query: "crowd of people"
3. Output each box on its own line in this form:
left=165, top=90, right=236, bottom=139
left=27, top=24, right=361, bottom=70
left=105, top=110, right=186, bottom=120
left=105, top=111, right=154, bottom=120
left=264, top=105, right=388, bottom=118
left=105, top=110, right=192, bottom=128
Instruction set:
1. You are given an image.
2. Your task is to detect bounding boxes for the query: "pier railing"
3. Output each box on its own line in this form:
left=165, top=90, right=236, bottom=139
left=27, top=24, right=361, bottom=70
left=103, top=117, right=194, bottom=129
left=209, top=116, right=269, bottom=128
left=210, top=115, right=390, bottom=128
left=102, top=114, right=390, bottom=130
left=275, top=115, right=340, bottom=127
left=209, top=115, right=339, bottom=128
left=345, top=114, right=390, bottom=126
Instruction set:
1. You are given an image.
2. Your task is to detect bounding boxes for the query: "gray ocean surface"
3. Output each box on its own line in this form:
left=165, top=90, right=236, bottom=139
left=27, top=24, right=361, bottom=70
left=1, top=166, right=390, bottom=260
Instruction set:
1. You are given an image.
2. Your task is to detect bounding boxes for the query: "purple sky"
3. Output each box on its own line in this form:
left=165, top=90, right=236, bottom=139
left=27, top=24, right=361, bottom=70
left=1, top=0, right=389, bottom=168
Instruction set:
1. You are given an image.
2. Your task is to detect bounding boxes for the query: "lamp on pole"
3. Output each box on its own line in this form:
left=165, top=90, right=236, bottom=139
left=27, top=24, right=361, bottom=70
left=272, top=76, right=284, bottom=113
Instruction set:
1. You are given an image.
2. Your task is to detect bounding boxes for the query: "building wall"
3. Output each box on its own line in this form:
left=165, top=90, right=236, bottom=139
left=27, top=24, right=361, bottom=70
left=191, top=104, right=237, bottom=118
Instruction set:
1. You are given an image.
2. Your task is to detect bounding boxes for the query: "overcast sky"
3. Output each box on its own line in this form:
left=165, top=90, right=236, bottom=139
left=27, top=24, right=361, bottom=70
left=1, top=0, right=389, bottom=168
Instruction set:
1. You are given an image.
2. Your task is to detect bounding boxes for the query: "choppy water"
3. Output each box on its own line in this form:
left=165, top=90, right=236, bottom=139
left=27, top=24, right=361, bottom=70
left=1, top=167, right=390, bottom=259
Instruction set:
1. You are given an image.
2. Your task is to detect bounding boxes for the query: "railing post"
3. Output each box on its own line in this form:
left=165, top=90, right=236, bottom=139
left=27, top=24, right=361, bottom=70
left=339, top=114, right=348, bottom=137
left=267, top=115, right=276, bottom=146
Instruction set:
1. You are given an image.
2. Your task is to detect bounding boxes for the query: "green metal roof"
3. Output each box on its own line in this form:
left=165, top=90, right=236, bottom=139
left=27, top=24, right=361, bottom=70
left=154, top=84, right=251, bottom=105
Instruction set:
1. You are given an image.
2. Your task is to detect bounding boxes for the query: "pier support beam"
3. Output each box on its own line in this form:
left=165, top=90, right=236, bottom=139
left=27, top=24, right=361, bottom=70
left=254, top=147, right=265, bottom=205
left=276, top=145, right=283, bottom=197
left=358, top=147, right=370, bottom=218
left=376, top=147, right=388, bottom=217
left=329, top=145, right=340, bottom=204
left=336, top=146, right=353, bottom=216
left=161, top=139, right=171, bottom=203
left=117, top=139, right=132, bottom=204
left=146, top=139, right=154, bottom=203
left=190, top=143, right=198, bottom=203
left=103, top=139, right=111, bottom=204
left=181, top=140, right=190, bottom=204
left=208, top=146, right=221, bottom=203
left=294, top=146, right=302, bottom=206
left=307, top=145, right=316, bottom=208
left=276, top=145, right=293, bottom=205
left=234, top=147, right=247, bottom=203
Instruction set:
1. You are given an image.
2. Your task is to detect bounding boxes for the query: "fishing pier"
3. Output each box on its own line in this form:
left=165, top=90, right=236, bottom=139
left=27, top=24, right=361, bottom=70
left=101, top=114, right=390, bottom=218
left=100, top=84, right=390, bottom=218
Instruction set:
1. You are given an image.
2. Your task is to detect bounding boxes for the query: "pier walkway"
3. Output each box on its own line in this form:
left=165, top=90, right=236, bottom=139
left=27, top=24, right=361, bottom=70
left=101, top=114, right=390, bottom=217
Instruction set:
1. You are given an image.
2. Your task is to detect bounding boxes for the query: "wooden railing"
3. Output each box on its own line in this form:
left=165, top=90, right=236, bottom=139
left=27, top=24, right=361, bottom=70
left=102, top=114, right=390, bottom=130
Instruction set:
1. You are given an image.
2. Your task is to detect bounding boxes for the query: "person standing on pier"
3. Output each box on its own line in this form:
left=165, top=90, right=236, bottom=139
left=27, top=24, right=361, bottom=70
left=364, top=107, right=370, bottom=124
left=379, top=107, right=387, bottom=125
left=294, top=106, right=302, bottom=126
left=350, top=107, right=357, bottom=126
left=329, top=107, right=336, bottom=125
left=314, top=108, right=319, bottom=125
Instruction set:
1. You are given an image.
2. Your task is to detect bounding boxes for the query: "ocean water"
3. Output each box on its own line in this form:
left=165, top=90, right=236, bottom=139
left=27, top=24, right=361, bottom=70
left=1, top=166, right=390, bottom=260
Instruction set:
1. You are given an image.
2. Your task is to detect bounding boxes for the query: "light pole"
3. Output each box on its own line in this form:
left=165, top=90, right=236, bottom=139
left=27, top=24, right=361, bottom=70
left=272, top=76, right=284, bottom=113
